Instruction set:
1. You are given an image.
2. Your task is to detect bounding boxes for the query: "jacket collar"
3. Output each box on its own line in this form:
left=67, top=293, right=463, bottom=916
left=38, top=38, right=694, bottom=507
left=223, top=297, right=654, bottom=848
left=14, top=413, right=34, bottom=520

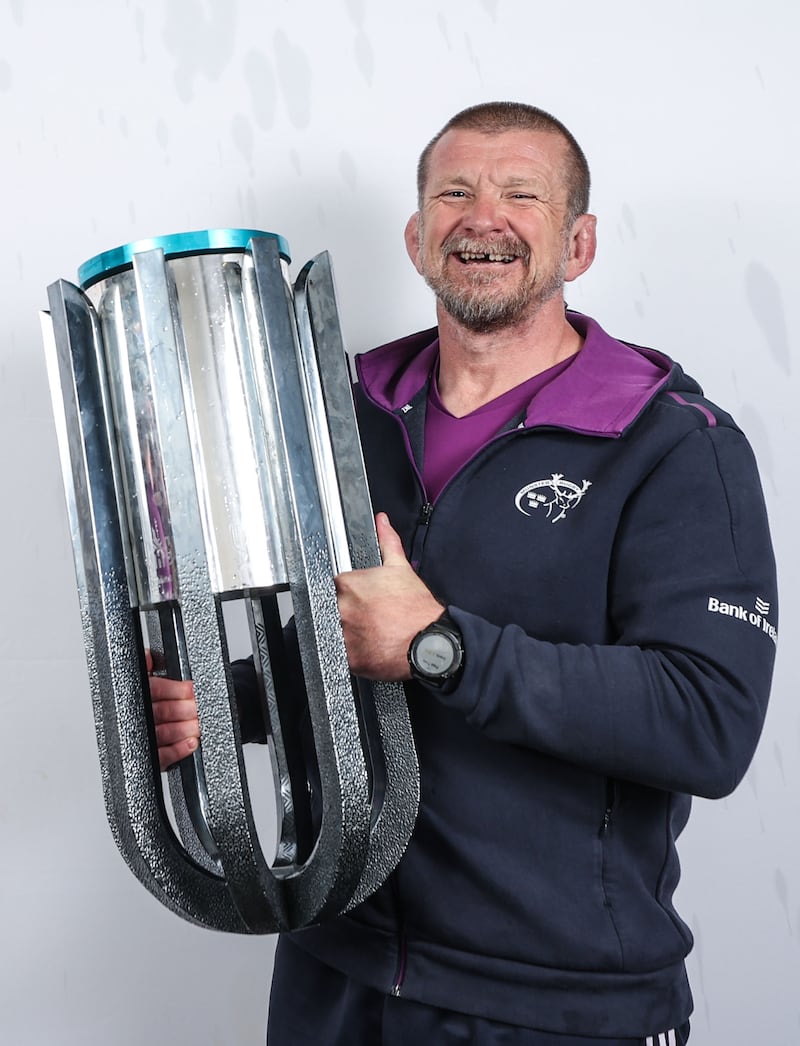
left=356, top=311, right=680, bottom=437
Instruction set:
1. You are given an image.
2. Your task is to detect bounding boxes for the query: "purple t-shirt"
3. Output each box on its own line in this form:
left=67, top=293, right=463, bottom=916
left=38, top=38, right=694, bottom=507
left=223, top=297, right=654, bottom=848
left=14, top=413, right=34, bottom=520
left=423, top=355, right=575, bottom=502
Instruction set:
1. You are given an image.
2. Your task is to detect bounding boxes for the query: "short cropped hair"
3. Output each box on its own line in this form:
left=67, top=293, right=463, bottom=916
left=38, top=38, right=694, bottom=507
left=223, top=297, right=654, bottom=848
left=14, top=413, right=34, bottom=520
left=416, top=101, right=591, bottom=223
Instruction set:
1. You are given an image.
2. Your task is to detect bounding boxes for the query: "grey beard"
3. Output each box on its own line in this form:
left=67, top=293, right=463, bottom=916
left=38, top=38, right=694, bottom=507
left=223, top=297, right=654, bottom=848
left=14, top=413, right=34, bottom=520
left=430, top=276, right=532, bottom=332
left=420, top=231, right=567, bottom=333
left=424, top=261, right=565, bottom=334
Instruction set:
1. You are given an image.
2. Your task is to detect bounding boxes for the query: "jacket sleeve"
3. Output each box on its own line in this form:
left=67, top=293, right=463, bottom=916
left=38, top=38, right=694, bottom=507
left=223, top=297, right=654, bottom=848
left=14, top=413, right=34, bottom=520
left=433, top=425, right=778, bottom=799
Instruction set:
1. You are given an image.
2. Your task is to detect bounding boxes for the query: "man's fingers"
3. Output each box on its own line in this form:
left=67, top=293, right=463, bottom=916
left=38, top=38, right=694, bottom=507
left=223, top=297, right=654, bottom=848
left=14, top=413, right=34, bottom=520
left=149, top=676, right=194, bottom=702
left=376, top=512, right=409, bottom=567
left=151, top=697, right=199, bottom=725
left=146, top=674, right=200, bottom=771
left=157, top=735, right=199, bottom=773
left=155, top=720, right=199, bottom=748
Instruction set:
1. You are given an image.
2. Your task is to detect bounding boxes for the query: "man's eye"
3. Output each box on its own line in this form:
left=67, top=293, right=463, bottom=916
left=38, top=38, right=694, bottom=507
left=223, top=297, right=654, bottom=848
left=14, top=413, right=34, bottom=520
left=442, top=190, right=467, bottom=198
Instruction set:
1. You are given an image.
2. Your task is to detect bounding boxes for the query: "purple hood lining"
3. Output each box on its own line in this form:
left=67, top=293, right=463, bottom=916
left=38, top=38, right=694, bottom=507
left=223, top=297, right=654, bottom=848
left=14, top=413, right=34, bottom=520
left=355, top=311, right=675, bottom=438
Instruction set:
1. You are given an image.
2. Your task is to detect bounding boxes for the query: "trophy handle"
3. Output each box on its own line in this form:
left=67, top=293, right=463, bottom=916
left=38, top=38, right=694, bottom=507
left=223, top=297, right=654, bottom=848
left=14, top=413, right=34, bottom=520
left=42, top=284, right=250, bottom=932
left=292, top=252, right=419, bottom=910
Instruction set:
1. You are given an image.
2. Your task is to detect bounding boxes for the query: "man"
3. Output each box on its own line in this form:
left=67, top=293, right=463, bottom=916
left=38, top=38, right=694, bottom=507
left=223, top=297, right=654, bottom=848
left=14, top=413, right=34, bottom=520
left=151, top=102, right=777, bottom=1044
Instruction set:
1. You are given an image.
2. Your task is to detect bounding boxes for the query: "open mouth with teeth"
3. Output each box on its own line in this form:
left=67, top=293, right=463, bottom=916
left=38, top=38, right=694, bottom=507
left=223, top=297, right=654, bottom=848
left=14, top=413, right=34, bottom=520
left=456, top=251, right=519, bottom=264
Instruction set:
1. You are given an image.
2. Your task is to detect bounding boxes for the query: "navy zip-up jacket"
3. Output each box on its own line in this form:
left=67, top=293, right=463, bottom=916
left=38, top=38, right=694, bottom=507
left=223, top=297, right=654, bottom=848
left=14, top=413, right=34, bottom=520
left=289, top=310, right=778, bottom=1038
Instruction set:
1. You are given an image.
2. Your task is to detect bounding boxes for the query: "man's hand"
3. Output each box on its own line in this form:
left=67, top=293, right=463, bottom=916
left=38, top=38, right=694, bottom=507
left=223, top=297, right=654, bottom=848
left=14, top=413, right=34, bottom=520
left=146, top=513, right=437, bottom=767
left=146, top=650, right=200, bottom=771
left=334, top=512, right=444, bottom=680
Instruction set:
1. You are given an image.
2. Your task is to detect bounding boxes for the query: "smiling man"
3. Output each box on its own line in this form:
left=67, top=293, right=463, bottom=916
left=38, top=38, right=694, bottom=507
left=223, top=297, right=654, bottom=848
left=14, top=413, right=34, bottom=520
left=152, top=102, right=777, bottom=1046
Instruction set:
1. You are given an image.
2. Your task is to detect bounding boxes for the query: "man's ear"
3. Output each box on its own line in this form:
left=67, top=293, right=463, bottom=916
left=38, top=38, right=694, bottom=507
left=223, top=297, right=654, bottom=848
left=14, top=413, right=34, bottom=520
left=404, top=212, right=423, bottom=273
left=564, top=213, right=597, bottom=283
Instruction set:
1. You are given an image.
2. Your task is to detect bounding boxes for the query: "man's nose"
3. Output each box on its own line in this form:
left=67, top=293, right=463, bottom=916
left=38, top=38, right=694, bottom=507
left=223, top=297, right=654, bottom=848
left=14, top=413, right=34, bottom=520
left=460, top=193, right=507, bottom=235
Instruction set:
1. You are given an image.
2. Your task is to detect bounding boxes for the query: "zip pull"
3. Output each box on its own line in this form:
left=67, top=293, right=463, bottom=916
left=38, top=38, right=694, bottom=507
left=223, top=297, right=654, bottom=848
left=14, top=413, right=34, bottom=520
left=600, top=779, right=618, bottom=834
left=390, top=932, right=407, bottom=996
left=410, top=502, right=434, bottom=570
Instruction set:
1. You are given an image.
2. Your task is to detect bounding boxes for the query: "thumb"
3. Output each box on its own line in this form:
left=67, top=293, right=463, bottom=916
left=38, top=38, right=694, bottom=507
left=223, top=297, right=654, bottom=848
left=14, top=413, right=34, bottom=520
left=376, top=513, right=408, bottom=566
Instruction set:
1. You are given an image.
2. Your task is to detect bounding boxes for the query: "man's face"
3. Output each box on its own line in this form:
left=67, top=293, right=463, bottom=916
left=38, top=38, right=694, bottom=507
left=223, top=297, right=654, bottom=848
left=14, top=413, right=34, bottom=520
left=406, top=128, right=591, bottom=333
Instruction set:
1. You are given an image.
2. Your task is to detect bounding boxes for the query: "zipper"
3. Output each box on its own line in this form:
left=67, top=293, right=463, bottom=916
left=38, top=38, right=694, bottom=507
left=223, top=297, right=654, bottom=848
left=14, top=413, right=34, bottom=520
left=410, top=500, right=434, bottom=568
left=600, top=778, right=619, bottom=834
left=379, top=395, right=530, bottom=571
left=599, top=778, right=625, bottom=963
left=389, top=874, right=407, bottom=997
left=390, top=931, right=407, bottom=996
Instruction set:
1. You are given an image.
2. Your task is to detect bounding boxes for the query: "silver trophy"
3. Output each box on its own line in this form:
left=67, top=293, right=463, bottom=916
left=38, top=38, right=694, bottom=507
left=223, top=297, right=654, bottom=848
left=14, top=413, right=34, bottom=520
left=41, top=229, right=419, bottom=933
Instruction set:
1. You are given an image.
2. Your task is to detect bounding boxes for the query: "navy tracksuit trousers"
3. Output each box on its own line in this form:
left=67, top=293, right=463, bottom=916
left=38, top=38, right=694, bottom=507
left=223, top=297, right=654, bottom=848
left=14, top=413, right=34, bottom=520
left=267, top=937, right=690, bottom=1046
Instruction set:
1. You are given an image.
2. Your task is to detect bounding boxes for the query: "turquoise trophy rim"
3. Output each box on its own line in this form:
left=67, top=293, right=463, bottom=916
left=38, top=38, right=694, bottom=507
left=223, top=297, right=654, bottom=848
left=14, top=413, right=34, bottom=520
left=78, top=227, right=291, bottom=288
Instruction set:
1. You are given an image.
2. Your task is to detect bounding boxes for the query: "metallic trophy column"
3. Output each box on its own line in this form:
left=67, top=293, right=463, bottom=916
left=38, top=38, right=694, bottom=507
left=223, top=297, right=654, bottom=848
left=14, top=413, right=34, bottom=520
left=41, top=229, right=419, bottom=933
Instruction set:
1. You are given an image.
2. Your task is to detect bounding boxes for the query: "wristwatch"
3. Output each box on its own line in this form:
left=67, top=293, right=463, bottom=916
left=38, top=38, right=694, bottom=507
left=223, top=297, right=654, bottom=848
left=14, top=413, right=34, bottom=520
left=408, top=610, right=464, bottom=688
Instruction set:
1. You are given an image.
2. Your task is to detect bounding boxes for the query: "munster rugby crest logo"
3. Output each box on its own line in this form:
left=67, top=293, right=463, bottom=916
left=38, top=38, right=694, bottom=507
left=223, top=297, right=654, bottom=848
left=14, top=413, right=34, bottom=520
left=515, top=473, right=591, bottom=523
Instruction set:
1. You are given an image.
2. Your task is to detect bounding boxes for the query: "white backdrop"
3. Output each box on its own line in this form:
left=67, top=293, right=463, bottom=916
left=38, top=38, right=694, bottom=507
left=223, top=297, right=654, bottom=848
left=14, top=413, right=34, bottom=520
left=1, top=2, right=797, bottom=1043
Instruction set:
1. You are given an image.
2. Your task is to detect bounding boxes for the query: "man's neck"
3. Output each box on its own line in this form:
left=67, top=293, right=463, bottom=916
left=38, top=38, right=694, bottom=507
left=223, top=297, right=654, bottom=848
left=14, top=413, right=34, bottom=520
left=435, top=299, right=583, bottom=418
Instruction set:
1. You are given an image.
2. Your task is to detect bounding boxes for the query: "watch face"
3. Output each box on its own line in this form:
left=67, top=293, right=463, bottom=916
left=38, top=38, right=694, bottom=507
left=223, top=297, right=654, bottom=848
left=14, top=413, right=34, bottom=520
left=414, top=631, right=457, bottom=676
